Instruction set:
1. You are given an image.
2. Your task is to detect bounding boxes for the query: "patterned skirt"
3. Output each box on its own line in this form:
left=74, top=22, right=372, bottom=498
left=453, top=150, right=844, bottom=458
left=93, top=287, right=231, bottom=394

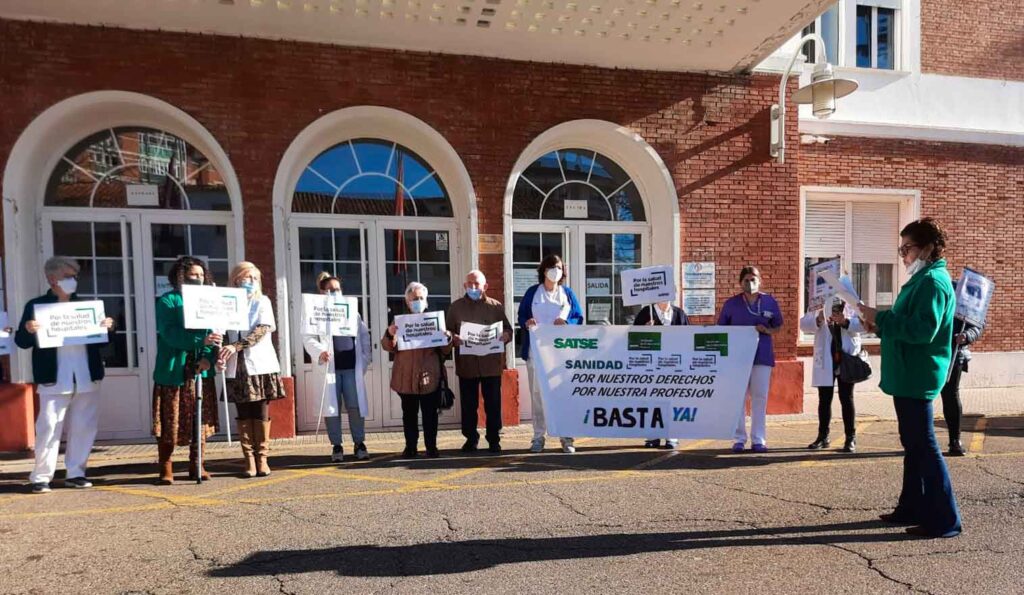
left=152, top=358, right=220, bottom=447
left=225, top=354, right=287, bottom=404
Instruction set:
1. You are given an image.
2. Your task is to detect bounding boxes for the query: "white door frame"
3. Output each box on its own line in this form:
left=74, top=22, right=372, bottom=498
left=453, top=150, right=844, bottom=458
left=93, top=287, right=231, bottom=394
left=288, top=214, right=461, bottom=432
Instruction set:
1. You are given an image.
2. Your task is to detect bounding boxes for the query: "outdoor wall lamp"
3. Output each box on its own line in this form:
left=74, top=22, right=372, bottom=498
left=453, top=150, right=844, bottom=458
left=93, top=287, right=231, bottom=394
left=770, top=33, right=858, bottom=164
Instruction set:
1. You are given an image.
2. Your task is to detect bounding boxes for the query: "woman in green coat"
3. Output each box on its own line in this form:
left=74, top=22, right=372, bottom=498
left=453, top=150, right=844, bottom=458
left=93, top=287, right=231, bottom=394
left=861, top=218, right=961, bottom=539
left=152, top=256, right=222, bottom=485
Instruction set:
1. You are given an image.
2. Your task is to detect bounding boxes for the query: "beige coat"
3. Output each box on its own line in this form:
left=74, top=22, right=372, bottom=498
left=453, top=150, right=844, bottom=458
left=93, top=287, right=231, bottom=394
left=382, top=330, right=452, bottom=395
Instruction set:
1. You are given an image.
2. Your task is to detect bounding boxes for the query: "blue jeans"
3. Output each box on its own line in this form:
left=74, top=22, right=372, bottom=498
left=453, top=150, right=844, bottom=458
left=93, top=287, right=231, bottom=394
left=325, top=369, right=365, bottom=447
left=893, top=397, right=962, bottom=535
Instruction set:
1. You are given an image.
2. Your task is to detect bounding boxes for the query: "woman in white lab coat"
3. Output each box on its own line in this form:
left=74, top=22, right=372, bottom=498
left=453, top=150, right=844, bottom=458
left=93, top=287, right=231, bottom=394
left=303, top=272, right=372, bottom=462
left=800, top=298, right=864, bottom=453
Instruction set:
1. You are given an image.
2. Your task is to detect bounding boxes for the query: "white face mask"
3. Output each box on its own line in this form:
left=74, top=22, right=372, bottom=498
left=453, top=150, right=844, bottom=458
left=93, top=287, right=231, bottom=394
left=743, top=279, right=760, bottom=294
left=905, top=259, right=927, bottom=276
left=57, top=278, right=78, bottom=295
left=545, top=268, right=563, bottom=284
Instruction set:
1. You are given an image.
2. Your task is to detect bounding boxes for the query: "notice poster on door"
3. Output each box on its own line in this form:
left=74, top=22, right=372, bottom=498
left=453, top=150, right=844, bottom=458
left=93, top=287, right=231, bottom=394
left=586, top=278, right=611, bottom=296
left=301, top=293, right=359, bottom=337
left=181, top=285, right=250, bottom=331
left=621, top=265, right=676, bottom=307
left=395, top=311, right=448, bottom=351
left=34, top=300, right=109, bottom=349
left=513, top=268, right=537, bottom=296
left=0, top=312, right=13, bottom=355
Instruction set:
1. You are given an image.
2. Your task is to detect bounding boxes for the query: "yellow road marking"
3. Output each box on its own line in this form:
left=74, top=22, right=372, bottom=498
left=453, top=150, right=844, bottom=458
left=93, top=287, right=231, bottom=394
left=96, top=485, right=227, bottom=507
left=970, top=417, right=988, bottom=454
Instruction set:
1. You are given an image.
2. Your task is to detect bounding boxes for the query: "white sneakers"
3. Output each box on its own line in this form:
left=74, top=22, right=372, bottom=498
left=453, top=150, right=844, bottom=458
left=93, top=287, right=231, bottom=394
left=560, top=438, right=576, bottom=454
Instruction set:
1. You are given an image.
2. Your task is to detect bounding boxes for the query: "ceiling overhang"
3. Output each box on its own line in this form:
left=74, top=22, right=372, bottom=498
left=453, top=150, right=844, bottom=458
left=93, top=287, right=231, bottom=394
left=0, top=0, right=829, bottom=73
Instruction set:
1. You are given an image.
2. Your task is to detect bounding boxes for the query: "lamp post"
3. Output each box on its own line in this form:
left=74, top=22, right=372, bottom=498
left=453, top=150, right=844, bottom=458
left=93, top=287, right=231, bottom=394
left=770, top=33, right=858, bottom=164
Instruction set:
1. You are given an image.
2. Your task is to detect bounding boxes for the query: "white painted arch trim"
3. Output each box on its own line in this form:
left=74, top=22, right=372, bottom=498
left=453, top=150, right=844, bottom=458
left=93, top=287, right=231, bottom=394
left=271, top=105, right=478, bottom=376
left=2, top=90, right=245, bottom=382
left=502, top=118, right=681, bottom=302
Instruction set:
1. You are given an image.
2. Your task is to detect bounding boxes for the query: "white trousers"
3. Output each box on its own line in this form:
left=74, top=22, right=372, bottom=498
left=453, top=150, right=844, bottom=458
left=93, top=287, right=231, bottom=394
left=29, top=390, right=101, bottom=484
left=734, top=365, right=773, bottom=447
left=527, top=358, right=573, bottom=442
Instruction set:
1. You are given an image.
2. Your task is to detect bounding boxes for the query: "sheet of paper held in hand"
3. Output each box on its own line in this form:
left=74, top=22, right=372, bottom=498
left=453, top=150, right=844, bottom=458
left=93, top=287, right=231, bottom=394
left=819, top=269, right=862, bottom=312
left=459, top=321, right=504, bottom=356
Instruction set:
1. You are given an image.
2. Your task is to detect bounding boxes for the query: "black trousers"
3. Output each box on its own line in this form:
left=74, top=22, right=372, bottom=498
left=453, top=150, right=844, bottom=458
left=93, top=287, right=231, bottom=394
left=458, top=376, right=503, bottom=445
left=235, top=400, right=269, bottom=421
left=817, top=379, right=856, bottom=438
left=940, top=362, right=965, bottom=442
left=398, top=392, right=439, bottom=450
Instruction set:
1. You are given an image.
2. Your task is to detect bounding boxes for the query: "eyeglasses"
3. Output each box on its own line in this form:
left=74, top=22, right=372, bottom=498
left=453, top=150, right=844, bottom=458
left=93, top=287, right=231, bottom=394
left=897, top=243, right=918, bottom=257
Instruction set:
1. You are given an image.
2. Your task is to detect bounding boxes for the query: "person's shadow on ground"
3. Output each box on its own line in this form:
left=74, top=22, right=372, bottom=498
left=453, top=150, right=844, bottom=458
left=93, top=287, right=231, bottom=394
left=209, top=519, right=914, bottom=578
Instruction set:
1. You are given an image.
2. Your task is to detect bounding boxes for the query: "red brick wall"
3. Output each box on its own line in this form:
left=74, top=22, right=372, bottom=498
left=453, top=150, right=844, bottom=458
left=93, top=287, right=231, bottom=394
left=798, top=136, right=1024, bottom=353
left=0, top=19, right=802, bottom=359
left=920, top=0, right=1024, bottom=81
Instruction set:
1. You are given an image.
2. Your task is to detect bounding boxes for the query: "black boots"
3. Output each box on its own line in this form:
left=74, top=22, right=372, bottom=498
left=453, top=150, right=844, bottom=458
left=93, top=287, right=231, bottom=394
left=948, top=438, right=966, bottom=456
left=808, top=434, right=830, bottom=449
left=842, top=435, right=857, bottom=453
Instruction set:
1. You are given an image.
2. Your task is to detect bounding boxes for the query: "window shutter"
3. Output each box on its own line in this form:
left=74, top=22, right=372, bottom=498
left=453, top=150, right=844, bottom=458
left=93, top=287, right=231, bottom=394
left=852, top=202, right=899, bottom=263
left=804, top=200, right=846, bottom=259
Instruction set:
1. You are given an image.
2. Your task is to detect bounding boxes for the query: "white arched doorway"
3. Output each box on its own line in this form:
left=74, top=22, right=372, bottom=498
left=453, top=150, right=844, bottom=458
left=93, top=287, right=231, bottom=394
left=502, top=120, right=680, bottom=417
left=272, top=106, right=477, bottom=432
left=2, top=91, right=244, bottom=440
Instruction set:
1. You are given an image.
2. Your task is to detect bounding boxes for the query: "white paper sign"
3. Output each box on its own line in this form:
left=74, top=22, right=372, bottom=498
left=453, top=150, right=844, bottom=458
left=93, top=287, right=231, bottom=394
left=586, top=277, right=611, bottom=296
left=181, top=285, right=250, bottom=331
left=682, top=262, right=715, bottom=289
left=301, top=294, right=359, bottom=337
left=395, top=311, right=448, bottom=351
left=808, top=257, right=841, bottom=311
left=564, top=199, right=588, bottom=219
left=513, top=268, right=537, bottom=295
left=34, top=300, right=109, bottom=349
left=126, top=184, right=160, bottom=206
left=819, top=269, right=861, bottom=310
left=621, top=265, right=677, bottom=307
left=683, top=289, right=716, bottom=316
left=530, top=325, right=759, bottom=439
left=0, top=312, right=13, bottom=355
left=435, top=232, right=449, bottom=252
left=459, top=321, right=504, bottom=356
left=955, top=268, right=994, bottom=327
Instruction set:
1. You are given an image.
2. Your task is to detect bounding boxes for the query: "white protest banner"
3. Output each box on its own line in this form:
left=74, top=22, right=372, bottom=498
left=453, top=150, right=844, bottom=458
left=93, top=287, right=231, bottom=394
left=683, top=289, right=716, bottom=316
left=807, top=257, right=841, bottom=311
left=530, top=325, right=758, bottom=439
left=682, top=262, right=715, bottom=289
left=395, top=311, right=448, bottom=351
left=301, top=294, right=359, bottom=337
left=955, top=268, right=994, bottom=327
left=34, top=300, right=109, bottom=349
left=621, top=265, right=676, bottom=307
left=459, top=321, right=504, bottom=356
left=0, top=312, right=13, bottom=355
left=181, top=285, right=249, bottom=331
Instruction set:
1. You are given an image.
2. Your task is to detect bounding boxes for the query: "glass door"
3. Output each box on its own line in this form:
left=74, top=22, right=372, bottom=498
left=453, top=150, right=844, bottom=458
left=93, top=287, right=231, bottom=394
left=510, top=227, right=568, bottom=358
left=580, top=231, right=645, bottom=325
left=42, top=212, right=149, bottom=440
left=290, top=220, right=380, bottom=431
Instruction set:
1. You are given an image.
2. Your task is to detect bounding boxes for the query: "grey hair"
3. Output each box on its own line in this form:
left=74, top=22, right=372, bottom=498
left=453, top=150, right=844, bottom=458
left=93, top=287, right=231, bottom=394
left=404, top=281, right=428, bottom=298
left=466, top=269, right=486, bottom=284
left=44, top=256, right=80, bottom=278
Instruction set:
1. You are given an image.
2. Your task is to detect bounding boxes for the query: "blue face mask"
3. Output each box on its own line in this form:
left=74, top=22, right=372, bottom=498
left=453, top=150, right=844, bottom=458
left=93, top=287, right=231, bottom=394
left=409, top=299, right=427, bottom=314
left=240, top=281, right=255, bottom=295
left=466, top=288, right=483, bottom=301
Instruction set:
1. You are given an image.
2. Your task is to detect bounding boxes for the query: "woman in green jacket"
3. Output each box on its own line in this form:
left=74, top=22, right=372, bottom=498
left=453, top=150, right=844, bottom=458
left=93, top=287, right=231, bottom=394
left=152, top=256, right=222, bottom=485
left=861, top=218, right=961, bottom=539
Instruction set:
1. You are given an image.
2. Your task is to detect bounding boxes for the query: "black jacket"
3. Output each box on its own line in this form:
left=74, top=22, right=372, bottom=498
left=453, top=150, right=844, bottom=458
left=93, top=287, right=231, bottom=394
left=951, top=318, right=982, bottom=371
left=14, top=292, right=108, bottom=385
left=633, top=305, right=689, bottom=326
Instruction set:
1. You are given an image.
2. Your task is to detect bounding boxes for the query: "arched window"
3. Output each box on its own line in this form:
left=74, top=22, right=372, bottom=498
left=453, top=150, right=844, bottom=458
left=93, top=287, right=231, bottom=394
left=292, top=139, right=453, bottom=217
left=511, top=149, right=646, bottom=222
left=46, top=127, right=231, bottom=210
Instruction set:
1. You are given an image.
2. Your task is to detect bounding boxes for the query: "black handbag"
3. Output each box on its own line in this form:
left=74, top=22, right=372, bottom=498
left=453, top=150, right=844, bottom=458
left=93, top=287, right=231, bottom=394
left=838, top=350, right=872, bottom=384
left=437, top=353, right=456, bottom=410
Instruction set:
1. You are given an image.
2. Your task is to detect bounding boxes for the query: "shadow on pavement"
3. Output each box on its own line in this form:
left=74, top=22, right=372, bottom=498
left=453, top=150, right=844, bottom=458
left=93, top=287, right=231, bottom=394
left=209, top=520, right=915, bottom=578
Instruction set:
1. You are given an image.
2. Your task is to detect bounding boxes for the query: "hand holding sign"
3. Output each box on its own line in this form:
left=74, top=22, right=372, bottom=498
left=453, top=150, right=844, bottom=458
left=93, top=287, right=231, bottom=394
left=621, top=265, right=677, bottom=307
left=181, top=285, right=249, bottom=331
left=395, top=312, right=448, bottom=351
left=459, top=321, right=504, bottom=356
left=33, top=300, right=110, bottom=349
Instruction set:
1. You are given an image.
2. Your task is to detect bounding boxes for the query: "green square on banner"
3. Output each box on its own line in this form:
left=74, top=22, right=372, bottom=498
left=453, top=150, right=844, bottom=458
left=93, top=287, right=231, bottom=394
left=694, top=333, right=729, bottom=356
left=627, top=332, right=662, bottom=351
